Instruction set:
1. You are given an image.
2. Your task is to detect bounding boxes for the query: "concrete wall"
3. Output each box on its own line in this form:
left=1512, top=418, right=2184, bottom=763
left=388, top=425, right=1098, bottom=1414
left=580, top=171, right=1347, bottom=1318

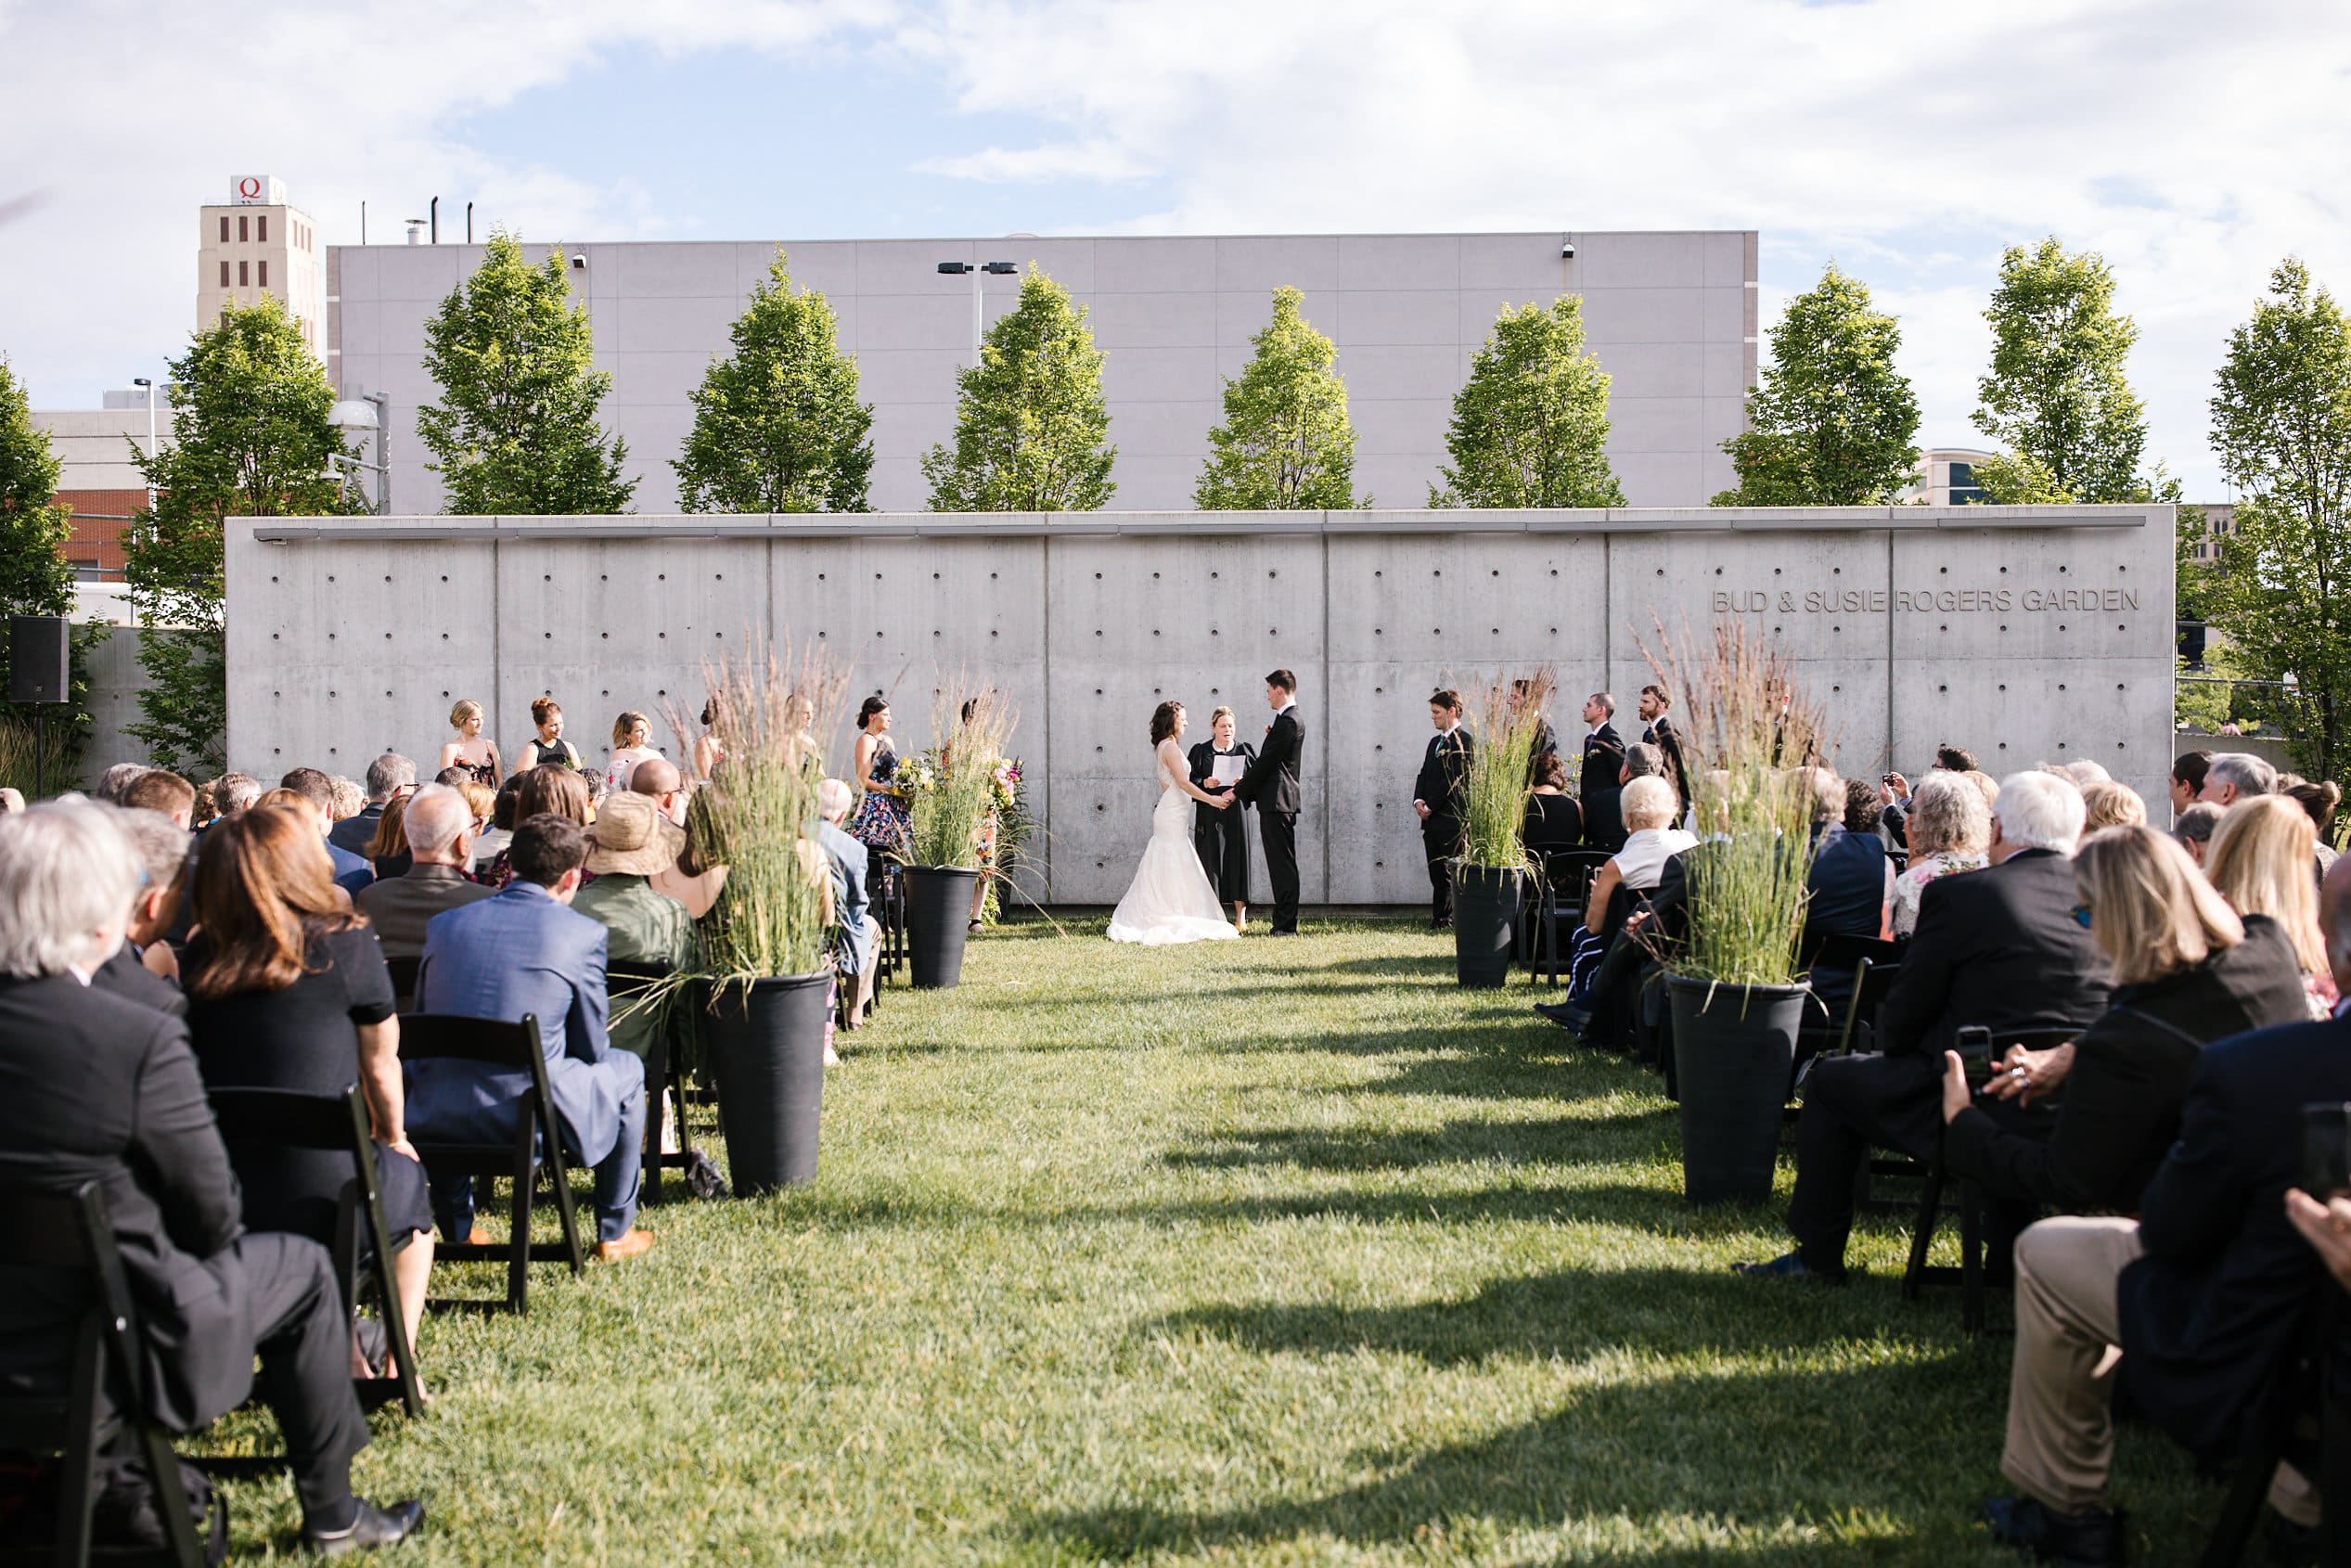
left=225, top=506, right=2175, bottom=905
left=328, top=230, right=1757, bottom=515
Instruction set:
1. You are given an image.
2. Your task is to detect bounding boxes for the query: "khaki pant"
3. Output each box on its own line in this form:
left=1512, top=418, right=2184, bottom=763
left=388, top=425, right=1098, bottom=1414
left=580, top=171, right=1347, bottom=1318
left=2004, top=1215, right=2319, bottom=1526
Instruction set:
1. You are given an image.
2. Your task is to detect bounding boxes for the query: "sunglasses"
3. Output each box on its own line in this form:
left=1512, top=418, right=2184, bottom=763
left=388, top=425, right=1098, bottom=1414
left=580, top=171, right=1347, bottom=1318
left=2069, top=904, right=2093, bottom=930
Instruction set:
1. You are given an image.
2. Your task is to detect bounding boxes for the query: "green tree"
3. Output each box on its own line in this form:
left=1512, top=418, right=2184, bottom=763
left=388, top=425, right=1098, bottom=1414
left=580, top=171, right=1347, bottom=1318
left=1431, top=297, right=1624, bottom=508
left=674, top=250, right=873, bottom=513
left=123, top=295, right=357, bottom=774
left=418, top=229, right=635, bottom=515
left=0, top=360, right=95, bottom=788
left=1193, top=288, right=1358, bottom=509
left=2203, top=257, right=2351, bottom=778
left=1970, top=238, right=2161, bottom=503
left=1711, top=263, right=1920, bottom=506
left=923, top=267, right=1115, bottom=511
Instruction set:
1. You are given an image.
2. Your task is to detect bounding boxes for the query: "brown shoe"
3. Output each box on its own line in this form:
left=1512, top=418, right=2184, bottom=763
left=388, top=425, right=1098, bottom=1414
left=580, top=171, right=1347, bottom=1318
left=594, top=1229, right=657, bottom=1263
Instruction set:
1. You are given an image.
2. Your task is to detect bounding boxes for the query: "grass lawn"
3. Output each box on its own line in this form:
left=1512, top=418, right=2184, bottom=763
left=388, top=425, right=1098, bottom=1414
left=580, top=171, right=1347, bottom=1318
left=199, top=918, right=2216, bottom=1563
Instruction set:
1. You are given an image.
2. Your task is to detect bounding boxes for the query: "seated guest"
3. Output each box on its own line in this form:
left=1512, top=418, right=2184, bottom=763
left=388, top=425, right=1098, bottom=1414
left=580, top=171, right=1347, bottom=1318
left=411, top=815, right=653, bottom=1262
left=278, top=767, right=374, bottom=894
left=1802, top=780, right=1896, bottom=1019
left=2203, top=793, right=2333, bottom=1016
left=1801, top=767, right=1844, bottom=845
left=434, top=765, right=472, bottom=789
left=2049, top=759, right=2111, bottom=789
left=93, top=761, right=148, bottom=803
left=628, top=755, right=689, bottom=828
left=2078, top=779, right=2146, bottom=833
left=183, top=804, right=436, bottom=1374
left=329, top=776, right=366, bottom=829
left=469, top=774, right=525, bottom=880
left=366, top=790, right=415, bottom=880
left=2199, top=750, right=2278, bottom=806
left=2286, top=1186, right=2351, bottom=1294
left=572, top=792, right=695, bottom=1063
left=2280, top=774, right=2342, bottom=871
left=815, top=779, right=879, bottom=1036
left=189, top=778, right=218, bottom=827
left=2171, top=802, right=2222, bottom=866
left=355, top=784, right=495, bottom=961
left=1975, top=855, right=2351, bottom=1561
left=2169, top=750, right=2212, bottom=816
left=1892, top=773, right=1990, bottom=938
left=1522, top=752, right=1583, bottom=855
left=477, top=765, right=593, bottom=889
left=1740, top=772, right=2111, bottom=1282
left=1941, top=825, right=2306, bottom=1215
left=120, top=766, right=196, bottom=829
left=1585, top=777, right=1695, bottom=934
left=210, top=771, right=261, bottom=820
left=94, top=806, right=192, bottom=1011
left=331, top=753, right=416, bottom=857
left=654, top=788, right=730, bottom=919
left=0, top=802, right=423, bottom=1552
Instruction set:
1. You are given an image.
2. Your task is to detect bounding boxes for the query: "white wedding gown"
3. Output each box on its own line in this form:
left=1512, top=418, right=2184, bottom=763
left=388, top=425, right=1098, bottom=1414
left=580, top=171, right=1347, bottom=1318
left=1107, top=752, right=1241, bottom=945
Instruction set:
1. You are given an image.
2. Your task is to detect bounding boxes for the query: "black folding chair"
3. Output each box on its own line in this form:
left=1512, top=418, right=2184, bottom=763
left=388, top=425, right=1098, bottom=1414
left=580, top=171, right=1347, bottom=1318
left=383, top=954, right=421, bottom=1011
left=1523, top=850, right=1612, bottom=985
left=0, top=1182, right=209, bottom=1568
left=1902, top=1025, right=2079, bottom=1335
left=610, top=964, right=705, bottom=1207
left=204, top=1085, right=425, bottom=1417
left=397, top=1012, right=586, bottom=1315
left=2201, top=1283, right=2349, bottom=1566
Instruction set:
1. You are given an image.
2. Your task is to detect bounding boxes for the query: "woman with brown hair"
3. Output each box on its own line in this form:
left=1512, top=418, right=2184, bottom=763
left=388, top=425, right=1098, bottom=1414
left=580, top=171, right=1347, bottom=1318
left=1940, top=823, right=2306, bottom=1214
left=366, top=790, right=413, bottom=880
left=182, top=803, right=433, bottom=1371
left=605, top=710, right=659, bottom=793
left=2203, top=794, right=2333, bottom=1013
left=514, top=697, right=582, bottom=773
left=479, top=765, right=594, bottom=889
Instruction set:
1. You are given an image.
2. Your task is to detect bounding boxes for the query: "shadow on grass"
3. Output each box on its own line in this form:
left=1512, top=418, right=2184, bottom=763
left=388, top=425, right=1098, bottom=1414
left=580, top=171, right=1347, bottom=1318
left=1086, top=1178, right=1707, bottom=1236
left=1163, top=1111, right=1679, bottom=1173
left=1007, top=1343, right=2063, bottom=1564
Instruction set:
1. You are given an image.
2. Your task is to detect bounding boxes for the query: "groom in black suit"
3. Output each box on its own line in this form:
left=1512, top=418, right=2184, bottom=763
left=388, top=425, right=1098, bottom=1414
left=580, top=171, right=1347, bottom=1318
left=1579, top=691, right=1628, bottom=853
left=1237, top=668, right=1304, bottom=934
left=1412, top=688, right=1473, bottom=931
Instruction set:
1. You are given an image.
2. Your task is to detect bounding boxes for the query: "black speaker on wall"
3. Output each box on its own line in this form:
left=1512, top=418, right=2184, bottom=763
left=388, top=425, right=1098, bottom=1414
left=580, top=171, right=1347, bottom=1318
left=9, top=616, right=69, bottom=705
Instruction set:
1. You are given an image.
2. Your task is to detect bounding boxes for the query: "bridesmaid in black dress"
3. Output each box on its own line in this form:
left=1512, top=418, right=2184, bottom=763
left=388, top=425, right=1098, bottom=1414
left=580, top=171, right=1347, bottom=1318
left=1188, top=705, right=1255, bottom=931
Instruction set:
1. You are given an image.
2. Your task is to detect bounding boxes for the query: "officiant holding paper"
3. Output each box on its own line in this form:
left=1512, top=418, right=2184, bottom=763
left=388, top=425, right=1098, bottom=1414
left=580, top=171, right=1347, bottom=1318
left=1189, top=705, right=1256, bottom=931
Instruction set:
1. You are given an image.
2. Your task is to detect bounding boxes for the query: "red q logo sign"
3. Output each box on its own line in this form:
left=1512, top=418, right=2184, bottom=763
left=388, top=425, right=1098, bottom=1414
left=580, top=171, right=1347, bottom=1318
left=236, top=176, right=262, bottom=201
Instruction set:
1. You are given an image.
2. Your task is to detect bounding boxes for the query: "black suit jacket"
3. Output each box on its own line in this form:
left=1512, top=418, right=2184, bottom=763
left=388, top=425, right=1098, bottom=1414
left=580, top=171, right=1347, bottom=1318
left=1872, top=848, right=2112, bottom=1060
left=93, top=945, right=187, bottom=1017
left=1413, top=727, right=1473, bottom=839
left=1239, top=707, right=1304, bottom=816
left=0, top=971, right=254, bottom=1431
left=2119, top=1014, right=2351, bottom=1462
left=1640, top=714, right=1689, bottom=801
left=1579, top=724, right=1626, bottom=844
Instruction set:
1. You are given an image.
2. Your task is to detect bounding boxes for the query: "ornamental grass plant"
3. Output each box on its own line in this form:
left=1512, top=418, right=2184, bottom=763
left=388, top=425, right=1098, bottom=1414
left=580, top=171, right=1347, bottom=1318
left=1455, top=668, right=1555, bottom=873
left=665, top=639, right=849, bottom=983
left=905, top=678, right=1018, bottom=871
left=1641, top=622, right=1829, bottom=989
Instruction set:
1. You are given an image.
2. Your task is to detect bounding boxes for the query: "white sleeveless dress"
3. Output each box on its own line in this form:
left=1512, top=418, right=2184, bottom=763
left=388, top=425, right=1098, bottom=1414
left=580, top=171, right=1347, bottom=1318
left=1107, top=752, right=1241, bottom=945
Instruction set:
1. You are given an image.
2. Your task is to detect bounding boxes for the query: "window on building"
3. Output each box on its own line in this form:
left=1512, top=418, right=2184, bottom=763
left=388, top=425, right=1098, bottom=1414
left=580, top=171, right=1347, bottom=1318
left=238, top=214, right=248, bottom=242
left=257, top=214, right=267, bottom=243
left=1947, top=460, right=1986, bottom=505
left=217, top=260, right=227, bottom=288
left=259, top=260, right=268, bottom=288
left=238, top=260, right=249, bottom=287
left=69, top=559, right=103, bottom=583
left=219, top=215, right=229, bottom=243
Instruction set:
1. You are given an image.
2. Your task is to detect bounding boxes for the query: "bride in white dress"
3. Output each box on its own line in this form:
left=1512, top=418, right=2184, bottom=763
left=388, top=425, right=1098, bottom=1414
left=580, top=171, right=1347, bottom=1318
left=1108, top=701, right=1243, bottom=945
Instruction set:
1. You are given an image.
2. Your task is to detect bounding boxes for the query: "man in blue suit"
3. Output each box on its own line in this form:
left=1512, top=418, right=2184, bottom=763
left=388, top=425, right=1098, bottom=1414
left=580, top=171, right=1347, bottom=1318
left=410, top=814, right=655, bottom=1262
left=279, top=766, right=374, bottom=895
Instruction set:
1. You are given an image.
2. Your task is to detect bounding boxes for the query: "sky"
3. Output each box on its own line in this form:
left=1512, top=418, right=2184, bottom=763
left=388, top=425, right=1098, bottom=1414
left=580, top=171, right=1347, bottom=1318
left=5, top=0, right=2350, bottom=499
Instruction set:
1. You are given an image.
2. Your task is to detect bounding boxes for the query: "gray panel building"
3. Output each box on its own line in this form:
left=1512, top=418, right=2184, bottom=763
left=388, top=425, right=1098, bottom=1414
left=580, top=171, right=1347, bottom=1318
left=327, top=231, right=1757, bottom=515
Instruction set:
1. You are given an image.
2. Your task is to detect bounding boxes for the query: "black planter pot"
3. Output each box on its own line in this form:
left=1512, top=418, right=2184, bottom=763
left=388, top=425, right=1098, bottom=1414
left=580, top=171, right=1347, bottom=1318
left=904, top=865, right=981, bottom=989
left=700, top=971, right=831, bottom=1195
left=1452, top=865, right=1525, bottom=989
left=1666, top=975, right=1807, bottom=1206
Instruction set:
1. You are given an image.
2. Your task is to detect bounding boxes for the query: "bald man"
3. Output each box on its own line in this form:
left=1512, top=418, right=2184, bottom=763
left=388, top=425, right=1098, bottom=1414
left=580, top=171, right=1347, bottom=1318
left=628, top=756, right=688, bottom=827
left=354, top=784, right=495, bottom=960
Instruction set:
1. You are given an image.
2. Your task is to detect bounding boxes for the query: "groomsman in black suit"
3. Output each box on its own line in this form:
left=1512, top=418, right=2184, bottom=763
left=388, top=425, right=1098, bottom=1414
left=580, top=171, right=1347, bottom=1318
left=1637, top=683, right=1689, bottom=805
left=1578, top=692, right=1628, bottom=853
left=1237, top=668, right=1305, bottom=934
left=1411, top=688, right=1473, bottom=932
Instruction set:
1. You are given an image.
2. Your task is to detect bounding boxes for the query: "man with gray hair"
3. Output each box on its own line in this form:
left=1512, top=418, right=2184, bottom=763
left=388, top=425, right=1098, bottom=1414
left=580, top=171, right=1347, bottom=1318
left=2198, top=752, right=2278, bottom=808
left=1740, top=771, right=2113, bottom=1284
left=0, top=802, right=425, bottom=1552
left=331, top=753, right=417, bottom=858
left=816, top=778, right=878, bottom=1031
left=92, top=805, right=193, bottom=1014
left=93, top=761, right=148, bottom=803
left=210, top=771, right=261, bottom=819
left=354, top=783, right=493, bottom=961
